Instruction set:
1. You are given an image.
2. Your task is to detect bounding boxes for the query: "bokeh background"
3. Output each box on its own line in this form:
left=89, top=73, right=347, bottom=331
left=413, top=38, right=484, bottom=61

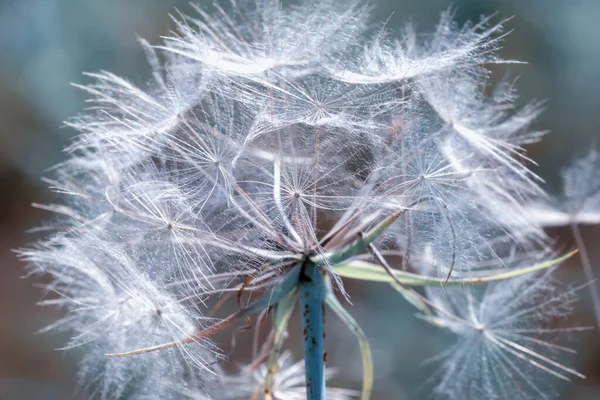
left=1, top=0, right=599, bottom=399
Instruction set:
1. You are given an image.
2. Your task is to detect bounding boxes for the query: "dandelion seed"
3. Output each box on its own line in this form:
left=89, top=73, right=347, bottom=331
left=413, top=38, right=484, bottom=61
left=524, top=149, right=600, bottom=328
left=163, top=1, right=367, bottom=80
left=21, top=235, right=220, bottom=400
left=214, top=351, right=357, bottom=400
left=423, top=268, right=588, bottom=400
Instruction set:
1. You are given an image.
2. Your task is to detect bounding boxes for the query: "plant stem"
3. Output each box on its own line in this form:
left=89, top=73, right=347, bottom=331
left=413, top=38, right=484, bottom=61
left=299, top=261, right=327, bottom=400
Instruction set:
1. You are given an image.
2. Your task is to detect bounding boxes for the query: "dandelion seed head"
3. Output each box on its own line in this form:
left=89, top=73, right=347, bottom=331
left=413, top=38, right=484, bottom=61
left=20, top=1, right=580, bottom=399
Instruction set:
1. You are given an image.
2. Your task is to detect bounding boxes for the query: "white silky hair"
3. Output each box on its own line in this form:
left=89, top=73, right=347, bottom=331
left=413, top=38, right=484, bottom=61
left=19, top=0, right=585, bottom=399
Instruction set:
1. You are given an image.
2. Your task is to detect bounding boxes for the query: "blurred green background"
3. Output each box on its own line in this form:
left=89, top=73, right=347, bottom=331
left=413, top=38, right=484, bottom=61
left=1, top=0, right=599, bottom=399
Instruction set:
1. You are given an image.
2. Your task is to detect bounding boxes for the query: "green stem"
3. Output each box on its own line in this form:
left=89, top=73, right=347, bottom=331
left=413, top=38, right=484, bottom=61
left=299, top=262, right=327, bottom=400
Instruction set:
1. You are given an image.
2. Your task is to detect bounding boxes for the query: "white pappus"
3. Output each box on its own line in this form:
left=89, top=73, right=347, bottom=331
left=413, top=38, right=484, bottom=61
left=20, top=1, right=591, bottom=400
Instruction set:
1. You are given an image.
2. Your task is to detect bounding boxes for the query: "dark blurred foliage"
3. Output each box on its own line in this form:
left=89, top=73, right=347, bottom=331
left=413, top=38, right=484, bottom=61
left=0, top=1, right=599, bottom=399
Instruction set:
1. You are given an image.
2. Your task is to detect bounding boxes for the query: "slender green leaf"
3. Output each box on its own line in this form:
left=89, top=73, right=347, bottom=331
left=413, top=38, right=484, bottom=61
left=333, top=251, right=578, bottom=286
left=238, top=264, right=302, bottom=316
left=326, top=293, right=373, bottom=400
left=389, top=282, right=432, bottom=315
left=264, top=289, right=298, bottom=399
left=311, top=210, right=405, bottom=266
